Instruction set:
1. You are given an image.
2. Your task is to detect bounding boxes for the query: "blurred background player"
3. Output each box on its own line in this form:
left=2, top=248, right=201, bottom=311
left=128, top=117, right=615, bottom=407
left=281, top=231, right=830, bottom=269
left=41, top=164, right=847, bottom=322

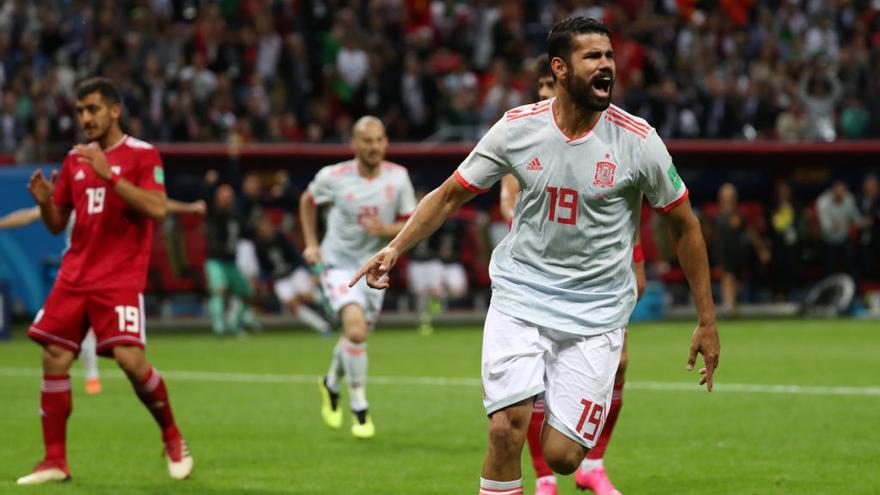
left=301, top=115, right=417, bottom=438
left=204, top=170, right=257, bottom=337
left=18, top=77, right=192, bottom=484
left=253, top=215, right=330, bottom=334
left=407, top=188, right=470, bottom=335
left=498, top=54, right=646, bottom=495
left=350, top=17, right=719, bottom=495
left=816, top=180, right=865, bottom=286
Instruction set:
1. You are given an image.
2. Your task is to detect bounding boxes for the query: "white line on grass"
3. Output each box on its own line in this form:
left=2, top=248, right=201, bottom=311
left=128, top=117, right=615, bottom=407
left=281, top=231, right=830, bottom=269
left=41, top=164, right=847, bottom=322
left=1, top=367, right=878, bottom=397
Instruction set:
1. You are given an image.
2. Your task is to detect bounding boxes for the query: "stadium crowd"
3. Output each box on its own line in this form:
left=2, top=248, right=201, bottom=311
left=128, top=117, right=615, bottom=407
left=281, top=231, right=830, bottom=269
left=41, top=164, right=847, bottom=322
left=3, top=0, right=880, bottom=162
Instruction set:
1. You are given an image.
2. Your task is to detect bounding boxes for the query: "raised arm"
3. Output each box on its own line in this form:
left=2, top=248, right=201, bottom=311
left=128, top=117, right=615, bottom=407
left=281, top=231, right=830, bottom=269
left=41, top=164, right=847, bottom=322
left=28, top=169, right=71, bottom=234
left=662, top=198, right=720, bottom=390
left=350, top=176, right=476, bottom=289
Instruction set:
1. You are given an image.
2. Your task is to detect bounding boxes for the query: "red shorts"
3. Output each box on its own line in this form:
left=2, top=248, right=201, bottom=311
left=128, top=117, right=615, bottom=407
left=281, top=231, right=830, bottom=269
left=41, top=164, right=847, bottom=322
left=29, top=285, right=146, bottom=357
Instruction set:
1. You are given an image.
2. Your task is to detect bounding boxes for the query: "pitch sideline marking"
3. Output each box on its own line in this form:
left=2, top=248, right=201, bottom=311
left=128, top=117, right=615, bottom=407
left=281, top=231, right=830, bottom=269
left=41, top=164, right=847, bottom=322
left=0, top=367, right=878, bottom=397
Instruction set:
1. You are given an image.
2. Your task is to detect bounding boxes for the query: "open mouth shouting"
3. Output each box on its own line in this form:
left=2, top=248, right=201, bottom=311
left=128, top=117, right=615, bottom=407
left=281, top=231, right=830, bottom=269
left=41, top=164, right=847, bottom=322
left=591, top=73, right=613, bottom=99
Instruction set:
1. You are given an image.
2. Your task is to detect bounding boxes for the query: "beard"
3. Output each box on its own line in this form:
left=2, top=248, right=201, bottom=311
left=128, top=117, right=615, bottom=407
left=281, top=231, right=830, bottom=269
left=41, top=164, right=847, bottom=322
left=565, top=72, right=614, bottom=112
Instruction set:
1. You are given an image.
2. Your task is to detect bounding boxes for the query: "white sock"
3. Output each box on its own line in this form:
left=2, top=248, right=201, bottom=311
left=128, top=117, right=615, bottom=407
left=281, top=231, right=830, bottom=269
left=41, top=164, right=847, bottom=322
left=580, top=457, right=603, bottom=472
left=340, top=338, right=368, bottom=411
left=325, top=339, right=344, bottom=392
left=81, top=331, right=99, bottom=379
left=479, top=477, right=523, bottom=495
left=536, top=475, right=556, bottom=486
left=296, top=305, right=330, bottom=333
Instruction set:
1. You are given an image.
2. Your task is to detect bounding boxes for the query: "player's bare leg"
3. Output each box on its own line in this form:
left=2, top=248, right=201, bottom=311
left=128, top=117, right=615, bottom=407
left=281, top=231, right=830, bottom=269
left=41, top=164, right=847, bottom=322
left=541, top=422, right=590, bottom=475
left=17, top=344, right=75, bottom=485
left=479, top=399, right=532, bottom=494
left=576, top=335, right=627, bottom=494
left=526, top=398, right=557, bottom=495
left=113, top=345, right=193, bottom=480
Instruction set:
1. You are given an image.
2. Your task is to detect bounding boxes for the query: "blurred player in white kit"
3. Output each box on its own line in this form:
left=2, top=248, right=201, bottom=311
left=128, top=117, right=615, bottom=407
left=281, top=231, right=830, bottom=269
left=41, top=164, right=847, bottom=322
left=300, top=116, right=417, bottom=439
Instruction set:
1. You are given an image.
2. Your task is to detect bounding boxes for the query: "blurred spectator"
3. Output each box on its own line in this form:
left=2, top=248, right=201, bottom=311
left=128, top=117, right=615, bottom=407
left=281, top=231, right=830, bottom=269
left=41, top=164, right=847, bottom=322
left=816, top=181, right=863, bottom=283
left=858, top=174, right=880, bottom=279
left=715, top=183, right=770, bottom=314
left=203, top=171, right=257, bottom=337
left=0, top=1, right=879, bottom=154
left=798, top=64, right=842, bottom=141
left=775, top=100, right=809, bottom=142
left=767, top=182, right=801, bottom=301
left=253, top=216, right=330, bottom=334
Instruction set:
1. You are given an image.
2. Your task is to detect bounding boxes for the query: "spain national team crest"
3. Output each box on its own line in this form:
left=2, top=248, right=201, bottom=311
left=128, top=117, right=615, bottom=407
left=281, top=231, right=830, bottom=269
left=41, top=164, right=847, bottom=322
left=593, top=161, right=616, bottom=188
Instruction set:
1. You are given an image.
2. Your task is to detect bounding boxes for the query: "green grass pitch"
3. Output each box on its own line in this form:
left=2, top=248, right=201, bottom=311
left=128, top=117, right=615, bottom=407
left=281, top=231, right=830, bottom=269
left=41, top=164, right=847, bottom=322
left=1, top=319, right=878, bottom=494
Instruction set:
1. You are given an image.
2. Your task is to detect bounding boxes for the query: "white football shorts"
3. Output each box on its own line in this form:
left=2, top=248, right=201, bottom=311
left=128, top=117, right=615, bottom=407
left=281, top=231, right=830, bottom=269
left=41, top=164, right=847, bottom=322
left=320, top=267, right=385, bottom=328
left=481, top=306, right=624, bottom=448
left=274, top=267, right=315, bottom=302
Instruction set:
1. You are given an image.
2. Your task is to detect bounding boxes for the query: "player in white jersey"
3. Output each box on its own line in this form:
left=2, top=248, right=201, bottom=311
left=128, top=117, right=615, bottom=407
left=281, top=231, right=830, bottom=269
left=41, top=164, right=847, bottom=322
left=300, top=116, right=417, bottom=439
left=351, top=17, right=720, bottom=494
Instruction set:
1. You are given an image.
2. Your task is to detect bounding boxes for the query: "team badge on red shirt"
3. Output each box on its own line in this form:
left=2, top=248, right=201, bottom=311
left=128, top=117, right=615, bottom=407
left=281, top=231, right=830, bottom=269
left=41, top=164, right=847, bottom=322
left=593, top=160, right=616, bottom=188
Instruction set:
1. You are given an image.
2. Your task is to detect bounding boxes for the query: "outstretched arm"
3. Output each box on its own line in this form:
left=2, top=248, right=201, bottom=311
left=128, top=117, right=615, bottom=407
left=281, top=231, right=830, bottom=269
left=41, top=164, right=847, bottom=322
left=167, top=199, right=206, bottom=215
left=662, top=198, right=720, bottom=391
left=0, top=206, right=41, bottom=229
left=350, top=175, right=476, bottom=289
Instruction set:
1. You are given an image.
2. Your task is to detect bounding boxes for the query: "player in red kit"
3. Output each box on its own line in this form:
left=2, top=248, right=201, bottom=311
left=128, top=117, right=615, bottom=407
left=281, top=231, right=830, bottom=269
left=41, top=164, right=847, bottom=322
left=16, top=77, right=193, bottom=485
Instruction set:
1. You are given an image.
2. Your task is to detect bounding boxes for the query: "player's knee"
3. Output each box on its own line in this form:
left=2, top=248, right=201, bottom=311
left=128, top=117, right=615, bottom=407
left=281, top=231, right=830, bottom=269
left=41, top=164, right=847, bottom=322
left=113, top=346, right=149, bottom=380
left=340, top=305, right=368, bottom=343
left=487, top=410, right=529, bottom=452
left=42, top=345, right=74, bottom=372
left=543, top=443, right=586, bottom=475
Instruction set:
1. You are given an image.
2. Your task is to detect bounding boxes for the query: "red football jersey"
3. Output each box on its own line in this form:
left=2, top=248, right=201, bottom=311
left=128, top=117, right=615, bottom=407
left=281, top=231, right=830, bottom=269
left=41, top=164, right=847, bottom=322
left=52, top=135, right=166, bottom=291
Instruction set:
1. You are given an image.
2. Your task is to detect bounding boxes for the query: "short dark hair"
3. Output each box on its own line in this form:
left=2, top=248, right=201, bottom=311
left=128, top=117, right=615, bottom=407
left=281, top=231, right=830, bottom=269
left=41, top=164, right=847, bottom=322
left=75, top=77, right=121, bottom=106
left=547, top=17, right=611, bottom=68
left=535, top=54, right=552, bottom=80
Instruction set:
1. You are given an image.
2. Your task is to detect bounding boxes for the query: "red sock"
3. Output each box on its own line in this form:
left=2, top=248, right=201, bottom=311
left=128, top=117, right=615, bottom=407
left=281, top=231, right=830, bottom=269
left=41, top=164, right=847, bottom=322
left=41, top=373, right=72, bottom=462
left=587, top=381, right=624, bottom=460
left=526, top=400, right=553, bottom=478
left=135, top=367, right=181, bottom=442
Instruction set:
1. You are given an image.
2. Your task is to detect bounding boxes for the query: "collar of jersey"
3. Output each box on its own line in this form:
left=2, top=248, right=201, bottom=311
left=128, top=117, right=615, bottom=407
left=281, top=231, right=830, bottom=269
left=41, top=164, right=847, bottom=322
left=102, top=134, right=128, bottom=152
left=550, top=98, right=601, bottom=146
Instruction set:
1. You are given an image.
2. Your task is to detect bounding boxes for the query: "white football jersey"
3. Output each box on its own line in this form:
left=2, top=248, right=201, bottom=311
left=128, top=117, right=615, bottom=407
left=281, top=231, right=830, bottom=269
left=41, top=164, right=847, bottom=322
left=456, top=99, right=688, bottom=335
left=308, top=160, right=417, bottom=269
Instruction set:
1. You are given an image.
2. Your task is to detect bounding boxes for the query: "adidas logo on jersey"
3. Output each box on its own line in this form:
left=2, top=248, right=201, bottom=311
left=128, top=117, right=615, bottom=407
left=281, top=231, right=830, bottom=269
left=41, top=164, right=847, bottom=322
left=74, top=169, right=86, bottom=181
left=526, top=157, right=543, bottom=171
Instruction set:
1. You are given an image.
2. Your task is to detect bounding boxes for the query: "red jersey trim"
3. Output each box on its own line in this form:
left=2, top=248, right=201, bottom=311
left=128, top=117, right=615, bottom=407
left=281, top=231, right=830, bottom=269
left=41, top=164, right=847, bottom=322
left=29, top=326, right=80, bottom=351
left=395, top=213, right=412, bottom=221
left=550, top=99, right=601, bottom=142
left=608, top=107, right=651, bottom=132
left=659, top=188, right=689, bottom=213
left=303, top=190, right=317, bottom=206
left=454, top=170, right=490, bottom=194
left=606, top=114, right=648, bottom=139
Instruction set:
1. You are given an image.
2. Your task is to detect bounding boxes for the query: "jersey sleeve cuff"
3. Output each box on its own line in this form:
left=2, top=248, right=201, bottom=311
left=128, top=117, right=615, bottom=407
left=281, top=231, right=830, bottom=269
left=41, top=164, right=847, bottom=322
left=658, top=188, right=689, bottom=213
left=454, top=170, right=490, bottom=194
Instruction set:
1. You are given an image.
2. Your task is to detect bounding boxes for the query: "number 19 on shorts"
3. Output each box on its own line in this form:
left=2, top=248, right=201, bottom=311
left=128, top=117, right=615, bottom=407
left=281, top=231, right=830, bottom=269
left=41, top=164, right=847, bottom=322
left=114, top=305, right=140, bottom=333
left=575, top=399, right=605, bottom=441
